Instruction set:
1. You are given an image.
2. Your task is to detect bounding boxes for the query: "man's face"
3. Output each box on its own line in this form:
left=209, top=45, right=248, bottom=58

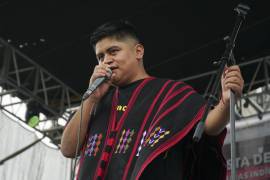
left=95, top=37, right=143, bottom=86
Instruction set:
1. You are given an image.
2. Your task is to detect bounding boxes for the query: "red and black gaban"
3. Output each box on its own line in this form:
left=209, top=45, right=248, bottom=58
left=76, top=78, right=226, bottom=180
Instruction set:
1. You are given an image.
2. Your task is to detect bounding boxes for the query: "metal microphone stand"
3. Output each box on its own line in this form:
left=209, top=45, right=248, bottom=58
left=192, top=4, right=250, bottom=180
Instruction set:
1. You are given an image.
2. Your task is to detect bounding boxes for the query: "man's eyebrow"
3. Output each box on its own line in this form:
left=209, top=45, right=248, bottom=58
left=106, top=45, right=120, bottom=52
left=96, top=45, right=121, bottom=58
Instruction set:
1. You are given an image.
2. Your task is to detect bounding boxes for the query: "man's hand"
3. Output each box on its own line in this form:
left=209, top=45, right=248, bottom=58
left=205, top=65, right=244, bottom=135
left=88, top=63, right=114, bottom=103
left=221, top=65, right=244, bottom=105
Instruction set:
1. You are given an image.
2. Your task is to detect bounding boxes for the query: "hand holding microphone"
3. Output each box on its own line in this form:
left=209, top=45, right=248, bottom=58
left=82, top=65, right=112, bottom=101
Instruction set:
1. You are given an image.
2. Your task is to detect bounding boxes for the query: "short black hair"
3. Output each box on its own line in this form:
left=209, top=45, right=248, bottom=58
left=90, top=19, right=142, bottom=48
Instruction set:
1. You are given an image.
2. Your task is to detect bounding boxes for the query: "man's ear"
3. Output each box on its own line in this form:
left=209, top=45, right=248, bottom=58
left=135, top=44, right=144, bottom=60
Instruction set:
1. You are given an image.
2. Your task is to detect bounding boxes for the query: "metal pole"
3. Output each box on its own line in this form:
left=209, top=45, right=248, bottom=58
left=230, top=91, right=237, bottom=180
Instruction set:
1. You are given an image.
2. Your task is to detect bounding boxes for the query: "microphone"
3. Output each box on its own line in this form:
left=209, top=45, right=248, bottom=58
left=82, top=69, right=112, bottom=100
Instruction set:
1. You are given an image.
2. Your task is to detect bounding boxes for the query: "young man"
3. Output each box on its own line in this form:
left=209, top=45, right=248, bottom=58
left=61, top=20, right=244, bottom=179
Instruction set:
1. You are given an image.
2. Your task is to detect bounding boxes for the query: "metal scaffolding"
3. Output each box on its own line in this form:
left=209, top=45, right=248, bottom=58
left=1, top=37, right=270, bottom=147
left=181, top=55, right=270, bottom=120
left=0, top=38, right=81, bottom=146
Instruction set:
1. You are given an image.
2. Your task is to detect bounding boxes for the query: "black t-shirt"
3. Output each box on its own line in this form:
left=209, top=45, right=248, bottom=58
left=116, top=79, right=144, bottom=121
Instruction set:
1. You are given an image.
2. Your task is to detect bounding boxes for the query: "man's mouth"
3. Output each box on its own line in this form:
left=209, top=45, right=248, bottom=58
left=110, top=66, right=118, bottom=72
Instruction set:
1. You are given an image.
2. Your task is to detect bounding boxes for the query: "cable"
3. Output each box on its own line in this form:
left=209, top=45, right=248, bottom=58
left=70, top=99, right=84, bottom=180
left=70, top=98, right=96, bottom=180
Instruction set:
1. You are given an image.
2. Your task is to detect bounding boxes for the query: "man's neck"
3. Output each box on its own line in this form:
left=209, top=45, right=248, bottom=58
left=119, top=70, right=150, bottom=87
left=129, top=70, right=150, bottom=84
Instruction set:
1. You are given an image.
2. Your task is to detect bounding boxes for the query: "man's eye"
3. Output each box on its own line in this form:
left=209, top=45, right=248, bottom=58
left=97, top=55, right=104, bottom=60
left=110, top=49, right=119, bottom=55
left=98, top=56, right=104, bottom=61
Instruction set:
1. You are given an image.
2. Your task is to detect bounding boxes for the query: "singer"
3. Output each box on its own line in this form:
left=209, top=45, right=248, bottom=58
left=61, top=20, right=244, bottom=180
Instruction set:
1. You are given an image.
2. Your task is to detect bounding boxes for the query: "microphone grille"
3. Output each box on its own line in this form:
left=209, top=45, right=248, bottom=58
left=107, top=68, right=112, bottom=77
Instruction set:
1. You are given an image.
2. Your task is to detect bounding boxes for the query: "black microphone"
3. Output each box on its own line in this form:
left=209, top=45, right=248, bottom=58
left=82, top=69, right=112, bottom=100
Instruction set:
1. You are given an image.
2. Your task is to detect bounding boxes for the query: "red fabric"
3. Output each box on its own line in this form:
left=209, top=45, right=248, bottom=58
left=107, top=138, right=115, bottom=146
left=97, top=167, right=104, bottom=177
left=101, top=152, right=109, bottom=162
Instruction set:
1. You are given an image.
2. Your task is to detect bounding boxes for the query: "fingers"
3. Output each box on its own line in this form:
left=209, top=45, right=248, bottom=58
left=224, top=76, right=242, bottom=86
left=223, top=66, right=244, bottom=84
left=90, top=64, right=112, bottom=84
left=99, top=59, right=118, bottom=70
left=224, top=64, right=241, bottom=76
left=222, top=65, right=244, bottom=97
left=96, top=66, right=111, bottom=77
left=223, top=82, right=242, bottom=96
left=224, top=71, right=242, bottom=79
left=225, top=65, right=241, bottom=72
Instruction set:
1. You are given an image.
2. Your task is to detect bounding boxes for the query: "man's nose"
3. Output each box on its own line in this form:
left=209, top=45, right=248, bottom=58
left=103, top=57, right=113, bottom=65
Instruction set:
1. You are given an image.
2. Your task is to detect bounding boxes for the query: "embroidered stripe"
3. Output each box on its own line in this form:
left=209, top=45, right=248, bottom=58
left=93, top=91, right=118, bottom=180
left=148, top=90, right=195, bottom=133
left=107, top=138, right=115, bottom=146
left=149, top=85, right=192, bottom=129
left=122, top=79, right=172, bottom=179
left=136, top=131, right=147, bottom=157
left=120, top=129, right=130, bottom=153
left=135, top=105, right=206, bottom=180
left=94, top=78, right=154, bottom=180
left=76, top=133, right=89, bottom=180
left=104, top=146, right=112, bottom=153
left=97, top=167, right=104, bottom=177
left=100, top=161, right=106, bottom=169
left=163, top=81, right=184, bottom=100
left=101, top=152, right=109, bottom=162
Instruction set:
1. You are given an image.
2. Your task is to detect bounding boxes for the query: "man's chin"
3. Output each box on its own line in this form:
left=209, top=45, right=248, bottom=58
left=111, top=77, right=128, bottom=87
left=110, top=76, right=120, bottom=85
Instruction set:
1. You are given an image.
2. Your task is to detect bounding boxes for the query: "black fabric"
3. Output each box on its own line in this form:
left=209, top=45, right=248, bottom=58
left=76, top=78, right=226, bottom=180
left=140, top=137, right=186, bottom=180
left=140, top=128, right=227, bottom=180
left=116, top=79, right=144, bottom=121
left=77, top=88, right=115, bottom=180
left=185, top=130, right=227, bottom=180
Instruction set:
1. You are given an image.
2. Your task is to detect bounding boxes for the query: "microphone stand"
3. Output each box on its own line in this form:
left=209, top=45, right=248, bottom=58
left=192, top=4, right=250, bottom=180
